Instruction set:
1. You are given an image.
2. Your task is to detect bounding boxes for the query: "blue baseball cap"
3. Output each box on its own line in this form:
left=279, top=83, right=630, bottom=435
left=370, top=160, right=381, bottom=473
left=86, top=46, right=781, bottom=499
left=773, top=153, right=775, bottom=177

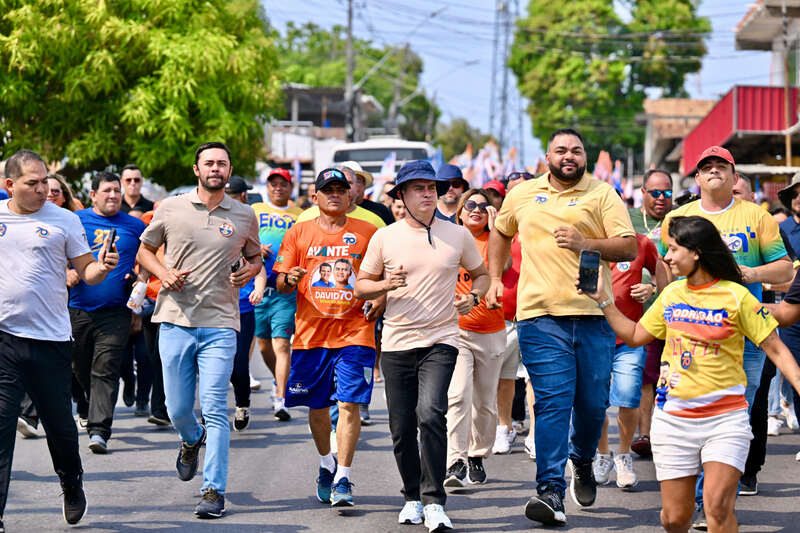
left=388, top=160, right=450, bottom=199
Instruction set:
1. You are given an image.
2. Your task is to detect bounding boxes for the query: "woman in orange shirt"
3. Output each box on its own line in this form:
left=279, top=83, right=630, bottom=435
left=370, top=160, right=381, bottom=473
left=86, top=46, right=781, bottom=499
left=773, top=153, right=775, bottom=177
left=445, top=189, right=507, bottom=487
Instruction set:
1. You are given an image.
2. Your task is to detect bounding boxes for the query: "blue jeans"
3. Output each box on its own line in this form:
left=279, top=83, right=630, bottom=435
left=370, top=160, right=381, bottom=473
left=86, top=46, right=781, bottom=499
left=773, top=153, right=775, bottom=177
left=517, top=316, right=614, bottom=497
left=695, top=339, right=764, bottom=506
left=159, top=323, right=236, bottom=494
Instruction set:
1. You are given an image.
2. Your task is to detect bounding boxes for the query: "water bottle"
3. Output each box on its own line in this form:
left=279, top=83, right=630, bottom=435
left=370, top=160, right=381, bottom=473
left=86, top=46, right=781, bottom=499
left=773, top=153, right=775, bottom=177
left=127, top=281, right=147, bottom=314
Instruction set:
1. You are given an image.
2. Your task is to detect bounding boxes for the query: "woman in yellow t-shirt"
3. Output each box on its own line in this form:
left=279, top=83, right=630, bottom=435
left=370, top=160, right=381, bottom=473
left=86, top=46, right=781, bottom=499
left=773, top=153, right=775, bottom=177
left=580, top=215, right=800, bottom=533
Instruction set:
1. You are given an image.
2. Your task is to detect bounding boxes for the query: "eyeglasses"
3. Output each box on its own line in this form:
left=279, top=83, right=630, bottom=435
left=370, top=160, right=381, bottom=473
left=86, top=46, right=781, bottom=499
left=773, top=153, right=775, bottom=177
left=123, top=178, right=142, bottom=183
left=507, top=171, right=534, bottom=181
left=646, top=189, right=673, bottom=199
left=464, top=200, right=489, bottom=213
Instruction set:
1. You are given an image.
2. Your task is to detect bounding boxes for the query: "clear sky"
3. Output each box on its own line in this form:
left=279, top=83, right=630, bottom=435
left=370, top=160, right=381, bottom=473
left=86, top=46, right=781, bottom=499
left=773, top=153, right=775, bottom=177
left=263, top=1, right=774, bottom=167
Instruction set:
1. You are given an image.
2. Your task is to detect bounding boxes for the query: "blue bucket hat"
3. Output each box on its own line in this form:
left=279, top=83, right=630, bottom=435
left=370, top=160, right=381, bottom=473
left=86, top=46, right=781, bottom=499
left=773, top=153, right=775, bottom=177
left=388, top=160, right=451, bottom=199
left=436, top=163, right=469, bottom=190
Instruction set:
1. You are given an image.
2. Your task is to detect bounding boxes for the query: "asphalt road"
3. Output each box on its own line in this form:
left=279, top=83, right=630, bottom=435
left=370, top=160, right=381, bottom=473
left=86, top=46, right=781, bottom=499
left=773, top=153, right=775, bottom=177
left=6, top=354, right=800, bottom=532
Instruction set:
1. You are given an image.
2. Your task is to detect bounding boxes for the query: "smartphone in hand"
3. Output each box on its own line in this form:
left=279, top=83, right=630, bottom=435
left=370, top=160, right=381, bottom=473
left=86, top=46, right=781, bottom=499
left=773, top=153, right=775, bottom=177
left=101, top=228, right=116, bottom=258
left=577, top=249, right=601, bottom=293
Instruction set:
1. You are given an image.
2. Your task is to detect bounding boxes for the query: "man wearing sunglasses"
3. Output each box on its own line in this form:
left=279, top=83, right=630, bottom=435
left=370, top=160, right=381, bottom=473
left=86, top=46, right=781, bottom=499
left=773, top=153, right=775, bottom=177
left=120, top=164, right=154, bottom=214
left=630, top=169, right=673, bottom=242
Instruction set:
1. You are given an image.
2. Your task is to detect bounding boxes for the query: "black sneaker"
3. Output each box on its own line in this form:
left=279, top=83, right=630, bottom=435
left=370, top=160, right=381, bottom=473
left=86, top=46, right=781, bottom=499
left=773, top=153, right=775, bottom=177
left=444, top=459, right=467, bottom=488
left=195, top=487, right=225, bottom=518
left=740, top=474, right=758, bottom=496
left=524, top=489, right=566, bottom=526
left=359, top=404, right=371, bottom=426
left=233, top=407, right=249, bottom=432
left=0, top=517, right=4, bottom=532
left=569, top=459, right=597, bottom=507
left=467, top=457, right=486, bottom=484
left=134, top=402, right=149, bottom=417
left=176, top=426, right=206, bottom=481
left=692, top=505, right=707, bottom=531
left=148, top=414, right=171, bottom=426
left=122, top=381, right=135, bottom=407
left=60, top=473, right=87, bottom=525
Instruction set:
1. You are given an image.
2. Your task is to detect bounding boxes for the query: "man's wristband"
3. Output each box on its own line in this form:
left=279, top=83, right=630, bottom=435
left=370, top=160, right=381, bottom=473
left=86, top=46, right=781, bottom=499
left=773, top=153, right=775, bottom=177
left=284, top=273, right=296, bottom=287
left=598, top=298, right=613, bottom=309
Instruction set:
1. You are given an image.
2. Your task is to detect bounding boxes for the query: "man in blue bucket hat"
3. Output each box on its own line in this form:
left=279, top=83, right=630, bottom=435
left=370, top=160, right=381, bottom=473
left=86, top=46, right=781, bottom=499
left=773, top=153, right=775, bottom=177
left=356, top=160, right=489, bottom=531
left=435, top=164, right=469, bottom=223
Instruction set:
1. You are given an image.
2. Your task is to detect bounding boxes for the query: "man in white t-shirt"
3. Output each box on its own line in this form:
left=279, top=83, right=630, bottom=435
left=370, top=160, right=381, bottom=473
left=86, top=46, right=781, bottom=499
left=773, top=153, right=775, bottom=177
left=356, top=160, right=488, bottom=532
left=0, top=149, right=119, bottom=530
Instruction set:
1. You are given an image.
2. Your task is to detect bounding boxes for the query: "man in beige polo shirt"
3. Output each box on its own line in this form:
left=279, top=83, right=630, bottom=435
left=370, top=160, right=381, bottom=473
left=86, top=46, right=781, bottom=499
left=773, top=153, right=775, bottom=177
left=136, top=142, right=260, bottom=519
left=356, top=160, right=488, bottom=532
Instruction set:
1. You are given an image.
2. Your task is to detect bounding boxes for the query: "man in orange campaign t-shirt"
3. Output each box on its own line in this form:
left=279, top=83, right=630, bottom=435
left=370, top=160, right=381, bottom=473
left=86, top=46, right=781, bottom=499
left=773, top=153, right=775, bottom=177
left=274, top=168, right=381, bottom=508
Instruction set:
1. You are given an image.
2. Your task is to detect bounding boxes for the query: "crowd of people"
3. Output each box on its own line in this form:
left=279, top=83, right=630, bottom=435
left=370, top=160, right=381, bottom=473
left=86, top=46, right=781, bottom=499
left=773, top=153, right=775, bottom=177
left=2, top=129, right=800, bottom=533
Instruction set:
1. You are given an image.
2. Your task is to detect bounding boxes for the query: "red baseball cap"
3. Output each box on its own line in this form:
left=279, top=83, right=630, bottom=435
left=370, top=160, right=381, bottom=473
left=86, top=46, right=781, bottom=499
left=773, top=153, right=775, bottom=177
left=696, top=146, right=735, bottom=170
left=482, top=179, right=506, bottom=198
left=267, top=168, right=292, bottom=183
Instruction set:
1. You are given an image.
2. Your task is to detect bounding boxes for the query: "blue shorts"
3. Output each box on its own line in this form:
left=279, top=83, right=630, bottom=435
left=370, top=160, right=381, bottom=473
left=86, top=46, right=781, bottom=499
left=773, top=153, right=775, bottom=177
left=286, top=345, right=377, bottom=409
left=254, top=288, right=296, bottom=339
left=609, top=343, right=647, bottom=408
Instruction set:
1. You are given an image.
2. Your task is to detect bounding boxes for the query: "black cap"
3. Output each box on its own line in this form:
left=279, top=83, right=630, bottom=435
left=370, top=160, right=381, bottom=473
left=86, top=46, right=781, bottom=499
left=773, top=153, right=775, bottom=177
left=315, top=168, right=350, bottom=191
left=225, top=176, right=252, bottom=194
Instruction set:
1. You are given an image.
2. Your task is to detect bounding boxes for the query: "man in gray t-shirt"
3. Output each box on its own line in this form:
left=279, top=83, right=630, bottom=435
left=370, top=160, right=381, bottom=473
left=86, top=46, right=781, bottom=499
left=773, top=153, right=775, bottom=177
left=0, top=149, right=119, bottom=529
left=137, top=142, right=260, bottom=519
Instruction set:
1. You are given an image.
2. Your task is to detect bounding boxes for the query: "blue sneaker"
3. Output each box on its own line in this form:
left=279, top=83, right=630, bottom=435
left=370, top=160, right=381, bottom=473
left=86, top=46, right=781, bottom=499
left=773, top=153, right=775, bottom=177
left=316, top=458, right=337, bottom=503
left=331, top=477, right=354, bottom=507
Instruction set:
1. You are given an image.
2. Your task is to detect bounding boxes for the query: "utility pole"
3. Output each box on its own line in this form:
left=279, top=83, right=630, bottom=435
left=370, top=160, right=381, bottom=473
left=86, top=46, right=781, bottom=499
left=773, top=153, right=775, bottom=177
left=783, top=0, right=792, bottom=165
left=345, top=0, right=355, bottom=142
left=387, top=45, right=409, bottom=134
left=489, top=1, right=501, bottom=136
left=498, top=1, right=511, bottom=154
left=426, top=92, right=437, bottom=142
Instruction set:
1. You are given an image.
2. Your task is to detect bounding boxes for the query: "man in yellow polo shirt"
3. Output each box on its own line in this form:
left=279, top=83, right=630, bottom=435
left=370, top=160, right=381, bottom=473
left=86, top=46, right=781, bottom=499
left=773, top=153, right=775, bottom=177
left=486, top=128, right=636, bottom=526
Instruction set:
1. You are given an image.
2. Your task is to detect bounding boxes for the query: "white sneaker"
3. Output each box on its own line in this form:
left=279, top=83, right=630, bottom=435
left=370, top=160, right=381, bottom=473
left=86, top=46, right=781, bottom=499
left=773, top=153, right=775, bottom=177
left=783, top=404, right=799, bottom=430
left=492, top=425, right=515, bottom=454
left=614, top=453, right=638, bottom=490
left=330, top=430, right=338, bottom=455
left=795, top=450, right=800, bottom=461
left=422, top=503, right=453, bottom=532
left=512, top=420, right=525, bottom=434
left=767, top=415, right=782, bottom=436
left=524, top=435, right=536, bottom=460
left=249, top=373, right=261, bottom=391
left=16, top=417, right=39, bottom=438
left=593, top=452, right=614, bottom=485
left=398, top=500, right=424, bottom=524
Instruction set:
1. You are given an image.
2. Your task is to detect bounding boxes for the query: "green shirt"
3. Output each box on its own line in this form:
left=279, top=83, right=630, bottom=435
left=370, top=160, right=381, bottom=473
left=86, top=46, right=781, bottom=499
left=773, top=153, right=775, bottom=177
left=628, top=207, right=663, bottom=241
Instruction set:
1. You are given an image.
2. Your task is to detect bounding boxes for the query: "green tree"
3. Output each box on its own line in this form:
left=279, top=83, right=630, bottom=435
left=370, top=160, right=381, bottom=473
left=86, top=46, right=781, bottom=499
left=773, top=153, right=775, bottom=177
left=435, top=118, right=493, bottom=161
left=0, top=0, right=282, bottom=189
left=274, top=21, right=439, bottom=141
left=510, top=0, right=709, bottom=161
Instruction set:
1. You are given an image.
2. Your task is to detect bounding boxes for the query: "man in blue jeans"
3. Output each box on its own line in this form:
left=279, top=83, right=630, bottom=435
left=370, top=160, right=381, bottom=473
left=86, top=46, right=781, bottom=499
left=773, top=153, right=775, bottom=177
left=487, top=128, right=637, bottom=526
left=658, top=147, right=792, bottom=529
left=136, top=142, right=260, bottom=518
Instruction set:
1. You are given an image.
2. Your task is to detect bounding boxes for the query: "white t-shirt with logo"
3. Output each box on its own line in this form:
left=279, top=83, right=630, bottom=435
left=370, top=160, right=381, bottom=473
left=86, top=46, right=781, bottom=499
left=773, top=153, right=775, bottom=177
left=0, top=200, right=91, bottom=341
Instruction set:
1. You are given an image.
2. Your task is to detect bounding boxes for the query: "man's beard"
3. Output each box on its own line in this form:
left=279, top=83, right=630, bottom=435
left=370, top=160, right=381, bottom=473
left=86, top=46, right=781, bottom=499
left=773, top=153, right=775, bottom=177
left=549, top=162, right=585, bottom=183
left=200, top=173, right=226, bottom=191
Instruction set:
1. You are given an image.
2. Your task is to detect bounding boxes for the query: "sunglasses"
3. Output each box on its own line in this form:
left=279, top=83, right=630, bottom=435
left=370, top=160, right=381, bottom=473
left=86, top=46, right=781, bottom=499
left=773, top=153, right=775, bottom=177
left=464, top=200, right=490, bottom=213
left=646, top=189, right=673, bottom=199
left=123, top=178, right=142, bottom=183
left=508, top=171, right=534, bottom=181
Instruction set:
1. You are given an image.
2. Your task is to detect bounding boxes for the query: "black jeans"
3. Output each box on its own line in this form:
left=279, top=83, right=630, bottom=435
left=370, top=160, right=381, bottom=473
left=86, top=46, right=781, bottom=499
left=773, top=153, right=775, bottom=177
left=70, top=306, right=131, bottom=440
left=744, top=357, right=776, bottom=477
left=120, top=329, right=153, bottom=407
left=0, top=331, right=83, bottom=515
left=381, top=343, right=458, bottom=506
left=230, top=310, right=255, bottom=408
left=142, top=311, right=167, bottom=419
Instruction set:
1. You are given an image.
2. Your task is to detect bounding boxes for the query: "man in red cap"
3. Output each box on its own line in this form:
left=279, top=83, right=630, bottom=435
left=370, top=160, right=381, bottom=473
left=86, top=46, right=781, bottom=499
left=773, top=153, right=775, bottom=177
left=482, top=180, right=506, bottom=210
left=659, top=145, right=792, bottom=529
left=251, top=168, right=303, bottom=422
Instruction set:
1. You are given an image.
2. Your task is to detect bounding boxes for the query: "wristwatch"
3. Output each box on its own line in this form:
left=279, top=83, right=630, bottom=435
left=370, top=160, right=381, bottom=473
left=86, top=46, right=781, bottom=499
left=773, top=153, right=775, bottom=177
left=469, top=292, right=480, bottom=307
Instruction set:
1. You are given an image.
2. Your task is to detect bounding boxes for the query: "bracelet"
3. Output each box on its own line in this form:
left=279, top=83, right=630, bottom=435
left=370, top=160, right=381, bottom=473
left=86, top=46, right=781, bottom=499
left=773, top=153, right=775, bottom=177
left=284, top=273, right=296, bottom=288
left=598, top=298, right=613, bottom=309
